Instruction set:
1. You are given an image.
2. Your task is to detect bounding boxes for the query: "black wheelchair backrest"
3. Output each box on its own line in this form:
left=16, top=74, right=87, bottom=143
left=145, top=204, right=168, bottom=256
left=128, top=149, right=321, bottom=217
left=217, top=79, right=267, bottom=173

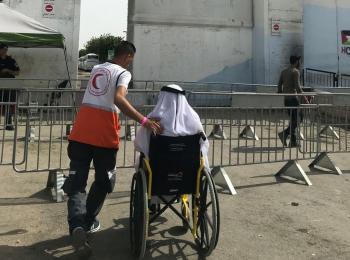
left=148, top=134, right=202, bottom=195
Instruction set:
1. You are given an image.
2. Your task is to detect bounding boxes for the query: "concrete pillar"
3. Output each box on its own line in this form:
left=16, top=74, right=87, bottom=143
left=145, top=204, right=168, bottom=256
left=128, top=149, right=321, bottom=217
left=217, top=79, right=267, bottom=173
left=253, top=0, right=269, bottom=84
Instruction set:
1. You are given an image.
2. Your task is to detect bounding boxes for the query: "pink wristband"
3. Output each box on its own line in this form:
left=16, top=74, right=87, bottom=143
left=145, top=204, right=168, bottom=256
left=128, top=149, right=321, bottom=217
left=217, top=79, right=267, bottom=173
left=141, top=117, right=148, bottom=126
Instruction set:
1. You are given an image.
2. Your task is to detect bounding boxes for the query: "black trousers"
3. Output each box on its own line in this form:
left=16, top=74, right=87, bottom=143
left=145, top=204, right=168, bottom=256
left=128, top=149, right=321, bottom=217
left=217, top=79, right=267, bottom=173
left=63, top=141, right=118, bottom=233
left=284, top=97, right=303, bottom=142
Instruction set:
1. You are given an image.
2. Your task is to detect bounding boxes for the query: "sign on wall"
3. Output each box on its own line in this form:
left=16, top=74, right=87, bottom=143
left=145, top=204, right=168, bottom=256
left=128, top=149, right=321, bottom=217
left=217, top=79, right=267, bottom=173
left=43, top=0, right=55, bottom=18
left=271, top=19, right=281, bottom=36
left=341, top=31, right=350, bottom=56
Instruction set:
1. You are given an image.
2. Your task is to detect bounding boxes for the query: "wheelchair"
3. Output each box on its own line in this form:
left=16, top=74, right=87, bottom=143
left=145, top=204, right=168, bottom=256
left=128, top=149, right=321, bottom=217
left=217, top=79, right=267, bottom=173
left=129, top=133, right=220, bottom=259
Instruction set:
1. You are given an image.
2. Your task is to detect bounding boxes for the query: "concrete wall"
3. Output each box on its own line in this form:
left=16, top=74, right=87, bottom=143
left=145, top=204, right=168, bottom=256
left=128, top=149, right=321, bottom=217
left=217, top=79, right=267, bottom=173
left=128, top=0, right=305, bottom=85
left=252, top=0, right=269, bottom=85
left=128, top=0, right=254, bottom=84
left=253, top=0, right=303, bottom=85
left=1, top=0, right=80, bottom=84
left=304, top=0, right=350, bottom=75
left=268, top=0, right=303, bottom=84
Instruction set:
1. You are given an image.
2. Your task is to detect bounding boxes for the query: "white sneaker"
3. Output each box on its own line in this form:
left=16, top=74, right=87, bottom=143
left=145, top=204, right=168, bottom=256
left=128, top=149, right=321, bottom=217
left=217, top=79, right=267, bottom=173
left=87, top=219, right=101, bottom=234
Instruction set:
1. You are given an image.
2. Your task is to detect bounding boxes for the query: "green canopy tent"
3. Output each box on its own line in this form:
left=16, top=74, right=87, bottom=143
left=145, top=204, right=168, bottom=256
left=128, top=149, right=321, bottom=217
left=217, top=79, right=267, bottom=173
left=0, top=3, right=71, bottom=85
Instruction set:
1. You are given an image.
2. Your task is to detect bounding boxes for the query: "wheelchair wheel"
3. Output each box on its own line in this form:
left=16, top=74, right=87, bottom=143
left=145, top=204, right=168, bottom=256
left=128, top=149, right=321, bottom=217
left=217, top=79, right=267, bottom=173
left=193, top=168, right=220, bottom=256
left=130, top=169, right=149, bottom=259
left=208, top=169, right=220, bottom=248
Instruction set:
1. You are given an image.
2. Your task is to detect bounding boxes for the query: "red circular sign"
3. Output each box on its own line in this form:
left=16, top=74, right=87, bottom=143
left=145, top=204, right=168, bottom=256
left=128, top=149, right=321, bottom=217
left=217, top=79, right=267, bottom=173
left=45, top=4, right=53, bottom=12
left=273, top=24, right=280, bottom=31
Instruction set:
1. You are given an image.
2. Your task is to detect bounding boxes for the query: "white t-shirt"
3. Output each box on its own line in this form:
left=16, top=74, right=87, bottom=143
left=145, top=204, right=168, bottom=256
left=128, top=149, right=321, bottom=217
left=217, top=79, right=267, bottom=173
left=117, top=70, right=132, bottom=89
left=82, top=62, right=132, bottom=113
left=69, top=62, right=132, bottom=148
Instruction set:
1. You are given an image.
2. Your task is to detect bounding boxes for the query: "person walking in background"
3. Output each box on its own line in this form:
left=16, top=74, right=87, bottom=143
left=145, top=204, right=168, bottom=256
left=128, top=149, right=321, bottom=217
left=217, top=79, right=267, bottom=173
left=277, top=55, right=309, bottom=148
left=0, top=43, right=20, bottom=131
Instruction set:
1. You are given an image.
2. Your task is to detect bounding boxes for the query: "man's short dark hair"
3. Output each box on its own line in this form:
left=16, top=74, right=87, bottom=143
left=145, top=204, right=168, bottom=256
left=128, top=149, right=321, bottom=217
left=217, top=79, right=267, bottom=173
left=290, top=55, right=301, bottom=65
left=0, top=42, right=8, bottom=50
left=114, top=41, right=136, bottom=57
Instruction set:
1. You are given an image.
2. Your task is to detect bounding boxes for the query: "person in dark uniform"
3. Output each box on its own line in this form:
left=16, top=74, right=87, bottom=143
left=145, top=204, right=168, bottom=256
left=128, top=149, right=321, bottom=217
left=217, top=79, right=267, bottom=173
left=277, top=55, right=309, bottom=147
left=0, top=43, right=20, bottom=130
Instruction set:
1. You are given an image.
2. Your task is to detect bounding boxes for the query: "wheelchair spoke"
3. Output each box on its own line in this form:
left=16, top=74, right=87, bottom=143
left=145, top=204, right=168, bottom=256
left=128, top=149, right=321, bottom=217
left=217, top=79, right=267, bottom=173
left=205, top=201, right=213, bottom=210
left=199, top=218, right=208, bottom=248
left=201, top=181, right=208, bottom=199
left=200, top=183, right=208, bottom=210
left=203, top=215, right=210, bottom=247
left=197, top=210, right=211, bottom=249
left=205, top=211, right=214, bottom=230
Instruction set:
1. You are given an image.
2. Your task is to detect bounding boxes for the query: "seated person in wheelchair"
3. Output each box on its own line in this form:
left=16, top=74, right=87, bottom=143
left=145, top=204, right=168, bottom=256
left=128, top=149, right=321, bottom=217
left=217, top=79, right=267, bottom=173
left=130, top=85, right=219, bottom=258
left=134, top=84, right=209, bottom=171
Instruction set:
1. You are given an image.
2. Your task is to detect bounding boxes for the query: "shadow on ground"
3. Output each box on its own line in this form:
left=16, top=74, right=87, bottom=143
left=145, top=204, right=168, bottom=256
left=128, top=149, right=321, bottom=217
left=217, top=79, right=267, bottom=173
left=0, top=217, right=203, bottom=260
left=0, top=190, right=131, bottom=207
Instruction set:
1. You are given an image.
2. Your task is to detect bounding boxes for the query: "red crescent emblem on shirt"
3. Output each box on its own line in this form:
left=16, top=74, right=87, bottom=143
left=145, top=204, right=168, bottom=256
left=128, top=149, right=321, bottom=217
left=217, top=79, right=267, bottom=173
left=88, top=68, right=111, bottom=96
left=92, top=73, right=103, bottom=89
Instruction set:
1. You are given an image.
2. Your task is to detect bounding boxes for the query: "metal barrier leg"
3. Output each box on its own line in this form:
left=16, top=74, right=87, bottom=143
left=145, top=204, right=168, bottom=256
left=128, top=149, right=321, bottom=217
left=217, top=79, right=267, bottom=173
left=275, top=160, right=312, bottom=186
left=211, top=166, right=237, bottom=196
left=121, top=124, right=135, bottom=141
left=24, top=126, right=36, bottom=142
left=128, top=125, right=136, bottom=141
left=239, top=125, right=259, bottom=140
left=46, top=170, right=65, bottom=202
left=208, top=124, right=227, bottom=140
left=297, top=130, right=305, bottom=141
left=65, top=124, right=72, bottom=139
left=319, top=125, right=339, bottom=140
left=309, top=152, right=343, bottom=175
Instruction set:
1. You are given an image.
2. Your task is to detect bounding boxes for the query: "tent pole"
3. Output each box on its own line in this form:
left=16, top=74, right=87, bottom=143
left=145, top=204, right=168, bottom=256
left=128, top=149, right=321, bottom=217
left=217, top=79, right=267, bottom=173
left=63, top=44, right=78, bottom=114
left=63, top=45, right=72, bottom=88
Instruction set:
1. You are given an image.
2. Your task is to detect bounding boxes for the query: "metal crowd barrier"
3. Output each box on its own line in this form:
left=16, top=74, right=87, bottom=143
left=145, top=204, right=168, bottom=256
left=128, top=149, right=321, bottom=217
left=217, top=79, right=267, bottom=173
left=304, top=68, right=350, bottom=88
left=1, top=87, right=350, bottom=200
left=340, top=74, right=350, bottom=88
left=0, top=88, right=18, bottom=166
left=7, top=88, right=346, bottom=170
left=0, top=78, right=277, bottom=92
left=132, top=80, right=277, bottom=92
left=0, top=78, right=90, bottom=90
left=303, top=68, right=338, bottom=88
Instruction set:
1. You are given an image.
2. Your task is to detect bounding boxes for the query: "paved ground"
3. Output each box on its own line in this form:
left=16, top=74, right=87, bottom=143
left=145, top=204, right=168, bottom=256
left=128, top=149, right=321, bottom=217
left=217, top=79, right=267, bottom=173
left=1, top=151, right=350, bottom=260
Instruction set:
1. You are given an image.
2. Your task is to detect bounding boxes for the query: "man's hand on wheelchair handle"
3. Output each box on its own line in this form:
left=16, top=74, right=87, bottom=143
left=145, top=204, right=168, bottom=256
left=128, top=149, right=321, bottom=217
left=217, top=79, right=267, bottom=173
left=115, top=87, right=162, bottom=134
left=144, top=118, right=163, bottom=135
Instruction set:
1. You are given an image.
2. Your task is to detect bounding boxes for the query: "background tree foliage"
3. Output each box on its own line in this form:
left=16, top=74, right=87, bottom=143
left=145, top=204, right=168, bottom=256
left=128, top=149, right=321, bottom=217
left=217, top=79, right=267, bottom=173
left=79, top=34, right=123, bottom=62
left=79, top=49, right=87, bottom=57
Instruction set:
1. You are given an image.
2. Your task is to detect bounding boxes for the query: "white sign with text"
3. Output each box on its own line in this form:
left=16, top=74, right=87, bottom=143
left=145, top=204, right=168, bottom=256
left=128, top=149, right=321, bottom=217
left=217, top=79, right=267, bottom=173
left=43, top=0, right=55, bottom=18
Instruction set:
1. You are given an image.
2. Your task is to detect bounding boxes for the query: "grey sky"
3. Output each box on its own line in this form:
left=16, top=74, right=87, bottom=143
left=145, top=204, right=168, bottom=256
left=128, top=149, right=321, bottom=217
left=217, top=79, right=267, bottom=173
left=79, top=0, right=128, bottom=49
